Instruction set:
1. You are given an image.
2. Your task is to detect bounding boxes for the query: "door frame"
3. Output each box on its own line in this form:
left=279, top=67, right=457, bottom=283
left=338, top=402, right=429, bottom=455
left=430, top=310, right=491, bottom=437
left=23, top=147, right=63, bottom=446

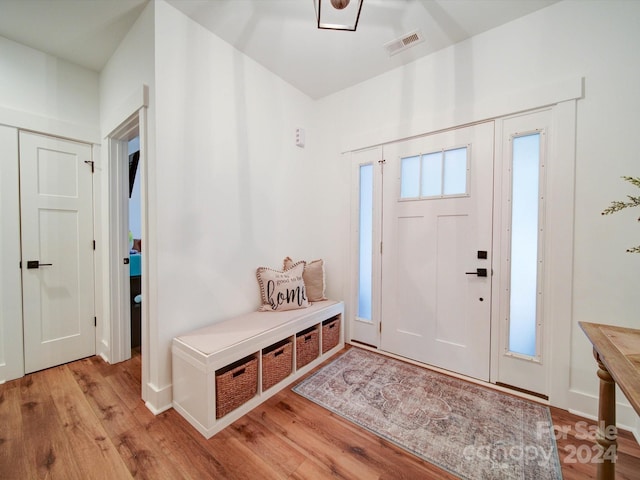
left=105, top=85, right=150, bottom=402
left=0, top=92, right=103, bottom=382
left=107, top=124, right=135, bottom=363
left=347, top=100, right=577, bottom=409
left=491, top=108, right=552, bottom=396
left=489, top=102, right=576, bottom=407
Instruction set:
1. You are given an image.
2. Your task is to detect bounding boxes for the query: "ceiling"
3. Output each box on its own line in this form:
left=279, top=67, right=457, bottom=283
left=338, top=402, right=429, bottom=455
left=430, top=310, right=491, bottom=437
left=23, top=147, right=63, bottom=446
left=0, top=0, right=149, bottom=72
left=0, top=0, right=559, bottom=99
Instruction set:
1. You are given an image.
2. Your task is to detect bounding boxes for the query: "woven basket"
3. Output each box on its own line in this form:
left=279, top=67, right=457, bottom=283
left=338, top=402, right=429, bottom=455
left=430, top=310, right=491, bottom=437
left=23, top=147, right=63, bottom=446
left=262, top=340, right=292, bottom=391
left=296, top=326, right=319, bottom=369
left=215, top=355, right=258, bottom=418
left=322, top=316, right=340, bottom=353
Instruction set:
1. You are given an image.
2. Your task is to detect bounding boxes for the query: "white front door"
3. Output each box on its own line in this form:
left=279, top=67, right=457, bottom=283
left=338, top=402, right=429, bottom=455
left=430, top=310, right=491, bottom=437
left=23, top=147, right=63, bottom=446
left=20, top=131, right=95, bottom=373
left=380, top=122, right=494, bottom=381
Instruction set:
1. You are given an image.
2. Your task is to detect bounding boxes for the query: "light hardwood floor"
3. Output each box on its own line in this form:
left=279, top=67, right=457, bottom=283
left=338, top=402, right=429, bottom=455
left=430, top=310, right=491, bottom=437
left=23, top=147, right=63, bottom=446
left=1, top=348, right=639, bottom=479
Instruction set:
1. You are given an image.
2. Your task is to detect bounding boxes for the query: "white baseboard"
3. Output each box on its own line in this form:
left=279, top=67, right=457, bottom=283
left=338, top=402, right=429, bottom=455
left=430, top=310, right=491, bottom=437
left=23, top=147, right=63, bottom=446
left=97, top=338, right=110, bottom=363
left=144, top=381, right=173, bottom=415
left=568, top=388, right=639, bottom=436
left=0, top=359, right=24, bottom=383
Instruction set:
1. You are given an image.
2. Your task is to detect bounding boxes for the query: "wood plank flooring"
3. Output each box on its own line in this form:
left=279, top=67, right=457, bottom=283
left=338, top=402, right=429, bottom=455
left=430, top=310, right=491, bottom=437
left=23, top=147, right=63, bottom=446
left=1, top=348, right=639, bottom=479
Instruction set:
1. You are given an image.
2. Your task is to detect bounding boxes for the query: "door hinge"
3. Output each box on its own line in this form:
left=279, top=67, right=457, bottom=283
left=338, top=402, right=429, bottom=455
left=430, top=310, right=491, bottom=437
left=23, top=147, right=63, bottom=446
left=93, top=240, right=96, bottom=250
left=380, top=242, right=383, bottom=254
left=84, top=160, right=95, bottom=173
left=379, top=322, right=382, bottom=333
left=94, top=316, right=97, bottom=327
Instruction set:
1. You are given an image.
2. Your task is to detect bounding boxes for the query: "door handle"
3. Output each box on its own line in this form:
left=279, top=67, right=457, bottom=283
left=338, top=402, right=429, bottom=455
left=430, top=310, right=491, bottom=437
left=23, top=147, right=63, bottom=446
left=26, top=260, right=53, bottom=269
left=465, top=268, right=487, bottom=277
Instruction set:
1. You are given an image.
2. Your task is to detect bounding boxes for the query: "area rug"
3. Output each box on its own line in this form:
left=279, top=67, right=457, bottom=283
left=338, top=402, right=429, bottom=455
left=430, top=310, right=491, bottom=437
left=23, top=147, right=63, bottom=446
left=293, top=347, right=562, bottom=480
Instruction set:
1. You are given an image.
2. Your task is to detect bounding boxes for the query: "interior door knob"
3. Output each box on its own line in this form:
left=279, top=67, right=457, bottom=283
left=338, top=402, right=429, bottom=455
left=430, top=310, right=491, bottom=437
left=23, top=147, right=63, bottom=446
left=26, top=260, right=53, bottom=269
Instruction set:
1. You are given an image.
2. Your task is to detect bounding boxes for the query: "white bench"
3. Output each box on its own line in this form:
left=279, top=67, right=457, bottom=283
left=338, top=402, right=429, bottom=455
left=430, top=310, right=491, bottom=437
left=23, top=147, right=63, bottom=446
left=171, top=300, right=344, bottom=438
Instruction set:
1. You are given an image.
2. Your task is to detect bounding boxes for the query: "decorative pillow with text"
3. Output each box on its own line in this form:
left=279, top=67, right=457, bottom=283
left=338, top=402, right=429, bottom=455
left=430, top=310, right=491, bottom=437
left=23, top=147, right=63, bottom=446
left=283, top=256, right=327, bottom=302
left=256, top=261, right=309, bottom=312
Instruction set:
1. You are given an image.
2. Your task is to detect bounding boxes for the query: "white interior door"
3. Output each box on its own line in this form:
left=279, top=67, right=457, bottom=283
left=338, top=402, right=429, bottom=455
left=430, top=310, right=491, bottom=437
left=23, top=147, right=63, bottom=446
left=20, top=131, right=95, bottom=374
left=380, top=122, right=494, bottom=381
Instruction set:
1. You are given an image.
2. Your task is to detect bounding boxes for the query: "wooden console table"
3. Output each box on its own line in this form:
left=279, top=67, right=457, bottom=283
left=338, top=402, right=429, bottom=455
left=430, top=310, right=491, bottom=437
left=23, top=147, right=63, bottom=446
left=580, top=322, right=640, bottom=480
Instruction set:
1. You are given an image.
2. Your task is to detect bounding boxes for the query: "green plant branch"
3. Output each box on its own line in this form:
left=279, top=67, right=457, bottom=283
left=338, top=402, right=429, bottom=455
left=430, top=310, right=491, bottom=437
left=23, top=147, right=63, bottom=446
left=623, top=175, right=640, bottom=188
left=601, top=176, right=640, bottom=253
left=601, top=196, right=640, bottom=216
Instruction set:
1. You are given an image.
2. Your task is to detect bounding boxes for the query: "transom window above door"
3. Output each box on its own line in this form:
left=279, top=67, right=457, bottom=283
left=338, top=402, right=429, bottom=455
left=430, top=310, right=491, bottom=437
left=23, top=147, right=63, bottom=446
left=400, top=146, right=469, bottom=199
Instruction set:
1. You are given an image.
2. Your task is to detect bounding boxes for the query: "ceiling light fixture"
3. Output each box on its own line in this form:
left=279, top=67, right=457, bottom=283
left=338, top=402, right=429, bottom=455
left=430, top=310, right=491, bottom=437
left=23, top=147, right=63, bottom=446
left=315, top=0, right=364, bottom=31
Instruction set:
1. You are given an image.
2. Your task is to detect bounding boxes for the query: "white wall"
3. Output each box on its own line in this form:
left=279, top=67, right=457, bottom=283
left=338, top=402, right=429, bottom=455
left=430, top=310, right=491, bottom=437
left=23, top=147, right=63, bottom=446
left=0, top=36, right=99, bottom=383
left=316, top=0, right=640, bottom=426
left=149, top=0, right=319, bottom=406
left=100, top=3, right=155, bottom=133
left=0, top=124, right=22, bottom=382
left=0, top=36, right=100, bottom=141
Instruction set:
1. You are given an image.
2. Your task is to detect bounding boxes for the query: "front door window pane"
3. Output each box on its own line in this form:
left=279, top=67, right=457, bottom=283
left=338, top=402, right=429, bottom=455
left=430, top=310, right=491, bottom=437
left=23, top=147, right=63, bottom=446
left=443, top=147, right=467, bottom=195
left=421, top=152, right=442, bottom=196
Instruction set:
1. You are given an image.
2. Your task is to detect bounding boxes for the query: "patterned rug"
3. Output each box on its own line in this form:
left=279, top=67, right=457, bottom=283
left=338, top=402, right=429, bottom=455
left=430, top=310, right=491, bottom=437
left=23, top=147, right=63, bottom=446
left=293, top=347, right=562, bottom=480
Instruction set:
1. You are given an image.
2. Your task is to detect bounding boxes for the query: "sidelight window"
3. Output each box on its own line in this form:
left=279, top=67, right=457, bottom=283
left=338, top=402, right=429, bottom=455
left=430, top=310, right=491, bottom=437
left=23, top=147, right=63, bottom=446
left=508, top=132, right=543, bottom=358
left=358, top=163, right=373, bottom=321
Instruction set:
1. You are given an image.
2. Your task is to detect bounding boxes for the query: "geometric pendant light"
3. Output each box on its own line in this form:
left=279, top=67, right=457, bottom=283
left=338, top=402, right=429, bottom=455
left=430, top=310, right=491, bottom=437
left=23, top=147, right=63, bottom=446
left=315, top=0, right=364, bottom=31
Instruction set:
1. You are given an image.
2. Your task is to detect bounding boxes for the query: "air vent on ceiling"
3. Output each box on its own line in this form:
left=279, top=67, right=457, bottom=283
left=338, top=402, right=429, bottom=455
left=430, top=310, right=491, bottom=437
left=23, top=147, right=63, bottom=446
left=384, top=29, right=425, bottom=57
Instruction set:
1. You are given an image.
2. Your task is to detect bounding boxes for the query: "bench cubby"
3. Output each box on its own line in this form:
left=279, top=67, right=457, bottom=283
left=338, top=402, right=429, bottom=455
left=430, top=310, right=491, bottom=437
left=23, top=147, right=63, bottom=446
left=261, top=339, right=292, bottom=391
left=215, top=354, right=258, bottom=418
left=296, top=325, right=319, bottom=369
left=322, top=315, right=340, bottom=353
left=172, top=300, right=344, bottom=438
